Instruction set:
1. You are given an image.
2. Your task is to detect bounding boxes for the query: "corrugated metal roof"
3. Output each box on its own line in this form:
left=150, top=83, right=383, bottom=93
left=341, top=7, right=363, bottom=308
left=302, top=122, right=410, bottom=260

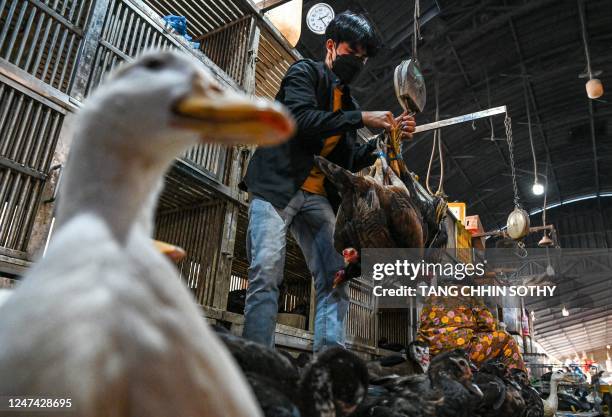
left=298, top=0, right=612, bottom=230
left=297, top=0, right=612, bottom=356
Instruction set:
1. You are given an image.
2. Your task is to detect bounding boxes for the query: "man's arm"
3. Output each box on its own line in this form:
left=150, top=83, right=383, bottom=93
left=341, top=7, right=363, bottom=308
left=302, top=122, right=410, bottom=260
left=282, top=62, right=364, bottom=138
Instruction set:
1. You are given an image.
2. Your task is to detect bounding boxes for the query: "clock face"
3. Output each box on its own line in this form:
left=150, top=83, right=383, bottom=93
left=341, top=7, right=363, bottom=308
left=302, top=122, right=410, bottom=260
left=306, top=3, right=335, bottom=35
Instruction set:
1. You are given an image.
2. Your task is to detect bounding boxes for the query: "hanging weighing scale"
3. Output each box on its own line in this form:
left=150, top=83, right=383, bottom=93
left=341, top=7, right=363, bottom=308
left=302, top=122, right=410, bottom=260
left=393, top=0, right=426, bottom=116
left=506, top=208, right=530, bottom=240
left=394, top=59, right=426, bottom=115
left=502, top=104, right=530, bottom=240
left=388, top=0, right=531, bottom=242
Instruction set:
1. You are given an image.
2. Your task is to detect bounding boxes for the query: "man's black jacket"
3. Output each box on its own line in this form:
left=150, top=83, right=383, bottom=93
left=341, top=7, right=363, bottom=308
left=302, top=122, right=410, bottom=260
left=240, top=59, right=378, bottom=211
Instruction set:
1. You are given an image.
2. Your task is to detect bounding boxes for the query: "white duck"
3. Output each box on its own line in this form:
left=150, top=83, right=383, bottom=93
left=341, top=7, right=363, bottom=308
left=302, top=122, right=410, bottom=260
left=0, top=50, right=293, bottom=417
left=543, top=370, right=576, bottom=417
left=0, top=289, right=11, bottom=307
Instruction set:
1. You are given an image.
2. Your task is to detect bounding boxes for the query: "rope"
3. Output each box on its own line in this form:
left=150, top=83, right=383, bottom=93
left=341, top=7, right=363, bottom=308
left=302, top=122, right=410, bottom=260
left=523, top=77, right=539, bottom=186
left=412, top=0, right=420, bottom=60
left=485, top=68, right=495, bottom=141
left=425, top=78, right=445, bottom=197
left=542, top=165, right=548, bottom=227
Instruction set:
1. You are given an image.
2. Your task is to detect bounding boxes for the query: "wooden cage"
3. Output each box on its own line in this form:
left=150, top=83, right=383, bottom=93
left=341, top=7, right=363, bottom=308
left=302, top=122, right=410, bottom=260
left=0, top=0, right=385, bottom=356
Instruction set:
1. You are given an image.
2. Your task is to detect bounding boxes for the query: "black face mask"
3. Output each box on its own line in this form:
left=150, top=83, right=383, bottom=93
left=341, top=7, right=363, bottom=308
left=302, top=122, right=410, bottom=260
left=331, top=54, right=365, bottom=85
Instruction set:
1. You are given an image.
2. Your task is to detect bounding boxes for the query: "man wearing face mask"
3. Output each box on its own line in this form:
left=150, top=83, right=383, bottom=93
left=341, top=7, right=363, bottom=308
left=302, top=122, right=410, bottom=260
left=239, top=11, right=416, bottom=351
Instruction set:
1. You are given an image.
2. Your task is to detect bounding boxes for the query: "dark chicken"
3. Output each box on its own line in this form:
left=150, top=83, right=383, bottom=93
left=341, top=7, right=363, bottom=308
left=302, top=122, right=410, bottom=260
left=214, top=327, right=368, bottom=417
left=356, top=349, right=483, bottom=417
left=510, top=368, right=544, bottom=417
left=213, top=326, right=300, bottom=417
left=367, top=341, right=430, bottom=379
left=299, top=347, right=370, bottom=417
left=473, top=366, right=508, bottom=415
left=473, top=360, right=526, bottom=417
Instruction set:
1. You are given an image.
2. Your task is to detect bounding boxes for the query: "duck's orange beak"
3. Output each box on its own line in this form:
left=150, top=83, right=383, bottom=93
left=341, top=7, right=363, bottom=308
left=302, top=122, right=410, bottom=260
left=153, top=239, right=186, bottom=263
left=172, top=74, right=294, bottom=146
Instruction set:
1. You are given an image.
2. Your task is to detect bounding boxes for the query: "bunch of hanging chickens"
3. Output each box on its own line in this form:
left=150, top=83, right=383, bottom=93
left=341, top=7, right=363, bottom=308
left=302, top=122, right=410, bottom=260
left=314, top=148, right=448, bottom=288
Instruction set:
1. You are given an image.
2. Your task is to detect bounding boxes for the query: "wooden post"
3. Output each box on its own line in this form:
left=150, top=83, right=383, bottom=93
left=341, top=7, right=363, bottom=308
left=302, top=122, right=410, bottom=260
left=242, top=16, right=260, bottom=96
left=373, top=285, right=379, bottom=347
left=309, top=280, right=316, bottom=332
left=211, top=14, right=261, bottom=310
left=69, top=0, right=111, bottom=101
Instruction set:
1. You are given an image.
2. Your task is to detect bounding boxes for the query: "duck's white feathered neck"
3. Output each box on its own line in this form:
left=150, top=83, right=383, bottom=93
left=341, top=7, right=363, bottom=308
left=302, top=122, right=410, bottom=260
left=56, top=114, right=190, bottom=243
left=544, top=376, right=560, bottom=413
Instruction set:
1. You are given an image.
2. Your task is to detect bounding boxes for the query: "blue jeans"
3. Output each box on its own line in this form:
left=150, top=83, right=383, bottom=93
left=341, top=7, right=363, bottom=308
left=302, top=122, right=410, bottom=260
left=243, top=190, right=348, bottom=351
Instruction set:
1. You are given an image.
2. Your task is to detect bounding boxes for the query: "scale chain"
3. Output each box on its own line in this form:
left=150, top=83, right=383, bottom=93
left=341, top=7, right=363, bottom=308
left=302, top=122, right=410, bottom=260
left=505, top=113, right=521, bottom=208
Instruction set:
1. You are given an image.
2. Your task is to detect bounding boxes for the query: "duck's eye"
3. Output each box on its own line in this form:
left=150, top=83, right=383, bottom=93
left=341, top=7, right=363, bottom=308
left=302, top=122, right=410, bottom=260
left=143, top=58, right=165, bottom=71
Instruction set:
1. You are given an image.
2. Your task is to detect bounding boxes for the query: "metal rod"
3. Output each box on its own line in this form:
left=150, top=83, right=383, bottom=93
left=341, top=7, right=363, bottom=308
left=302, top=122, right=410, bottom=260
left=23, top=6, right=46, bottom=70
left=472, top=224, right=554, bottom=238
left=4, top=1, right=29, bottom=61
left=414, top=105, right=507, bottom=133
left=16, top=179, right=40, bottom=250
left=57, top=32, right=77, bottom=91
left=0, top=0, right=18, bottom=50
left=8, top=100, right=34, bottom=161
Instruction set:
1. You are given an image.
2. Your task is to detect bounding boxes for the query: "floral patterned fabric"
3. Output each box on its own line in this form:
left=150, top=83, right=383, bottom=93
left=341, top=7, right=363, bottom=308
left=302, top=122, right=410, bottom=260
left=416, top=296, right=526, bottom=370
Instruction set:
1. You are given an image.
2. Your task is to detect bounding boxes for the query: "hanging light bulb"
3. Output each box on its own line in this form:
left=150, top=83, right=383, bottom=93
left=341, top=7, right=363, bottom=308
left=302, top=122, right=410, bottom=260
left=586, top=78, right=604, bottom=99
left=578, top=0, right=604, bottom=100
left=532, top=181, right=544, bottom=195
left=562, top=306, right=569, bottom=317
left=523, top=78, right=543, bottom=198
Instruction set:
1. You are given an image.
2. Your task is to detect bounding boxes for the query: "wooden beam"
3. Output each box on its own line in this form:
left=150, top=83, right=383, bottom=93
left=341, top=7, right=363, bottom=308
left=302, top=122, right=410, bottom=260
left=258, top=0, right=294, bottom=13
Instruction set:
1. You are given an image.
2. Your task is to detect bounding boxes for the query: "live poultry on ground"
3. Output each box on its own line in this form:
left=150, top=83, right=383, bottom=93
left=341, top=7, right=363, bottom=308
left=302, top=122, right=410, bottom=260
left=214, top=326, right=369, bottom=417
left=540, top=370, right=579, bottom=417
left=356, top=349, right=483, bottom=417
left=473, top=359, right=526, bottom=417
left=367, top=341, right=430, bottom=379
left=509, top=368, right=544, bottom=417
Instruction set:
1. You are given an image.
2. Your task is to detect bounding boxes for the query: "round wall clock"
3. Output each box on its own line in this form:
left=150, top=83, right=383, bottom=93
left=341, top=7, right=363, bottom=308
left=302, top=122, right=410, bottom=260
left=306, top=3, right=335, bottom=35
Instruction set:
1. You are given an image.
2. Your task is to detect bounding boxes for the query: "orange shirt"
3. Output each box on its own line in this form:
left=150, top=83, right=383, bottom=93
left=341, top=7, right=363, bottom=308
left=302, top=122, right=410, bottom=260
left=301, top=87, right=343, bottom=195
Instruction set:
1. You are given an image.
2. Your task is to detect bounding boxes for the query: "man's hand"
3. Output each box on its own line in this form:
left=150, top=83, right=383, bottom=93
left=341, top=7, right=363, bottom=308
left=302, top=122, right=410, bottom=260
left=395, top=111, right=416, bottom=141
left=361, top=111, right=395, bottom=131
left=362, top=111, right=416, bottom=140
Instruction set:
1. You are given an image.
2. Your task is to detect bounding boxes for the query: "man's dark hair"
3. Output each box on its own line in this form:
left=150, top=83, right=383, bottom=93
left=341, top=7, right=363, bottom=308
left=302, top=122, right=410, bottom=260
left=325, top=11, right=381, bottom=57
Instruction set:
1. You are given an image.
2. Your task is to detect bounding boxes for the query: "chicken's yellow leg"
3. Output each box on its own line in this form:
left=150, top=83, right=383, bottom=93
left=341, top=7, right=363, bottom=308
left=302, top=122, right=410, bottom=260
left=387, top=125, right=406, bottom=178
